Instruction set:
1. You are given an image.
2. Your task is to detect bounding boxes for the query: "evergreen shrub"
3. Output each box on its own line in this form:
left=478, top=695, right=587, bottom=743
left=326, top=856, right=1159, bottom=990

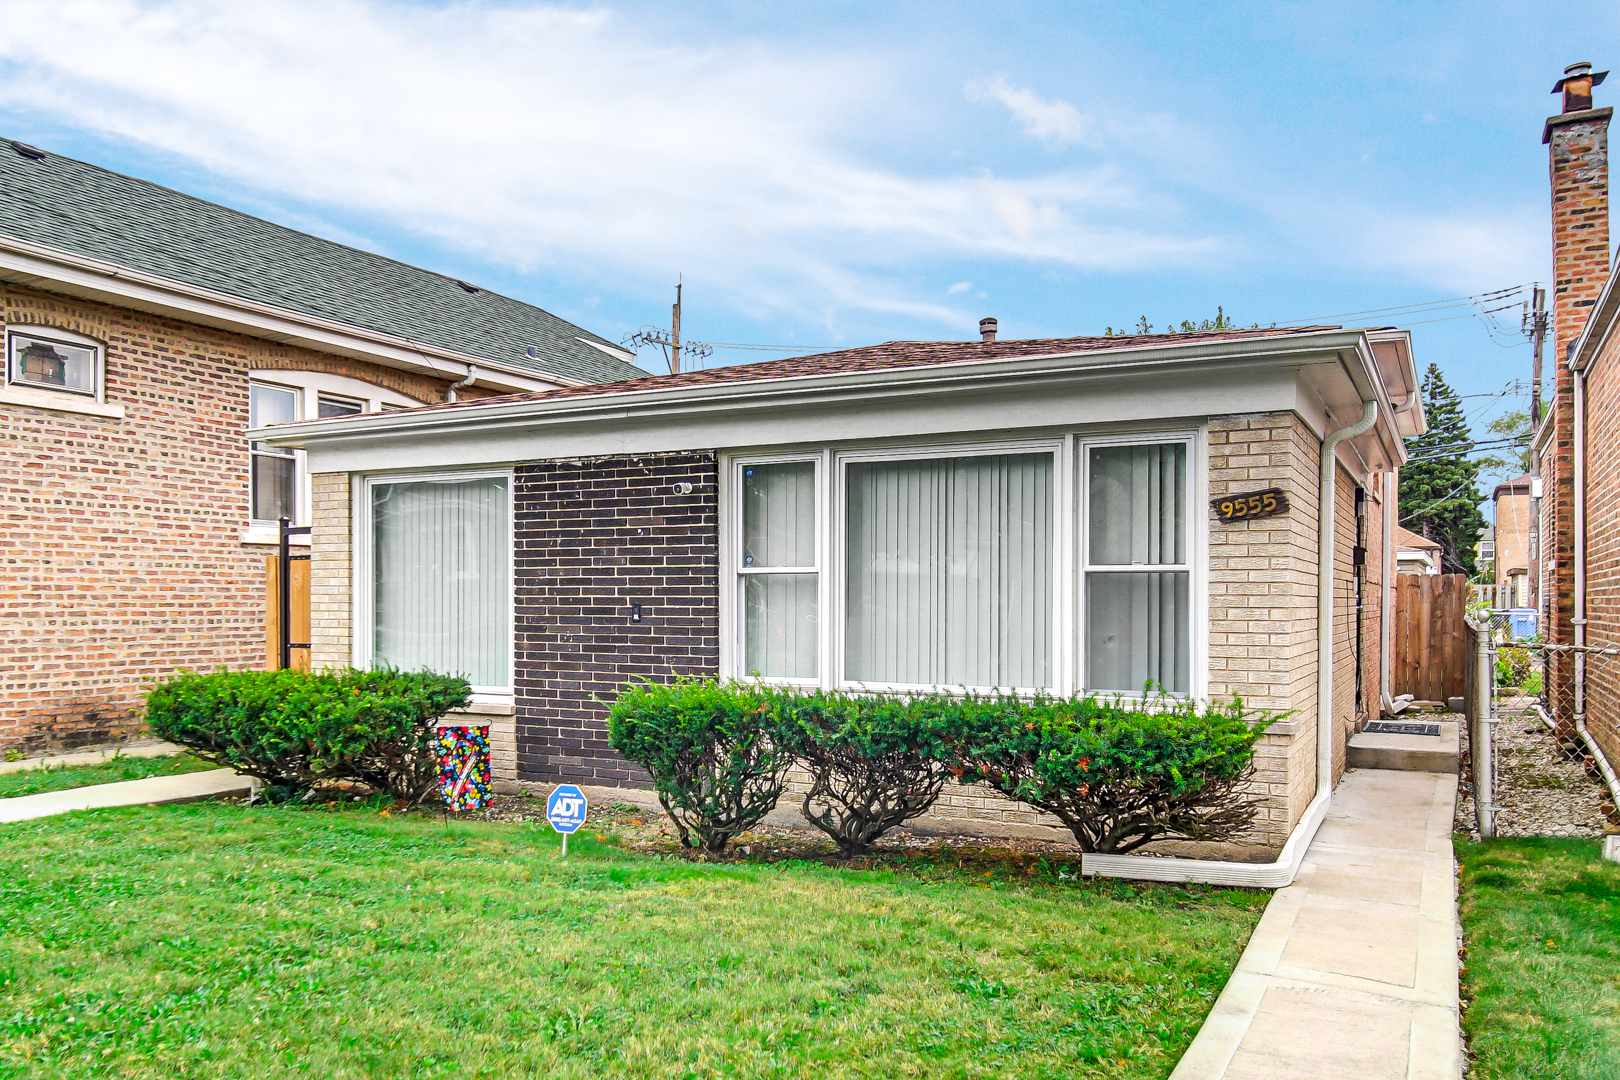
left=606, top=679, right=795, bottom=852
left=144, top=667, right=471, bottom=803
left=776, top=690, right=956, bottom=855
left=956, top=694, right=1274, bottom=853
left=607, top=679, right=1276, bottom=857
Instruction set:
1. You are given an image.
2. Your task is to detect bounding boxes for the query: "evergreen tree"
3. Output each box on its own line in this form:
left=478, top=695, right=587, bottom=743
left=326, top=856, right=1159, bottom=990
left=1400, top=364, right=1486, bottom=576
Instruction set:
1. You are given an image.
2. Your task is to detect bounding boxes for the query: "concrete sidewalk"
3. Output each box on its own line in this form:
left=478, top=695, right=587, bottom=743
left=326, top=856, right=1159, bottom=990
left=0, top=740, right=181, bottom=775
left=0, top=769, right=254, bottom=823
left=1171, top=769, right=1461, bottom=1080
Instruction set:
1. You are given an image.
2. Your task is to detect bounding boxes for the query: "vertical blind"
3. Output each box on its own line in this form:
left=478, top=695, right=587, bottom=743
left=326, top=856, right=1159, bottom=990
left=741, top=462, right=817, bottom=678
left=372, top=476, right=509, bottom=688
left=845, top=453, right=1052, bottom=688
left=1086, top=443, right=1189, bottom=693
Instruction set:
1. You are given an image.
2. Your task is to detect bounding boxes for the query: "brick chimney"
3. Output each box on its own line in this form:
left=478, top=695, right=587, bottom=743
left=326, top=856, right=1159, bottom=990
left=1542, top=62, right=1611, bottom=720
left=1546, top=63, right=1612, bottom=361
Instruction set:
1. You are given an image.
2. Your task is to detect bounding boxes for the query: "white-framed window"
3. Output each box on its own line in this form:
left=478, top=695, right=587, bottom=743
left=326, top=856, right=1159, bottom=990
left=246, top=370, right=425, bottom=538
left=357, top=469, right=513, bottom=694
left=5, top=325, right=103, bottom=399
left=725, top=430, right=1200, bottom=698
left=1079, top=435, right=1193, bottom=695
left=735, top=456, right=821, bottom=682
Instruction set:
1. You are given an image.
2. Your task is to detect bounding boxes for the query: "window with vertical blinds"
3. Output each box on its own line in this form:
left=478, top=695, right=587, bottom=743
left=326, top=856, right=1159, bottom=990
left=845, top=453, right=1052, bottom=689
left=740, top=461, right=818, bottom=679
left=371, top=475, right=510, bottom=689
left=1085, top=442, right=1190, bottom=693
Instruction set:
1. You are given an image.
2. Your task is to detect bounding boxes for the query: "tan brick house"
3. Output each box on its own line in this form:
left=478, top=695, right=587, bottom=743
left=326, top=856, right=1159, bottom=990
left=261, top=322, right=1426, bottom=880
left=0, top=137, right=644, bottom=752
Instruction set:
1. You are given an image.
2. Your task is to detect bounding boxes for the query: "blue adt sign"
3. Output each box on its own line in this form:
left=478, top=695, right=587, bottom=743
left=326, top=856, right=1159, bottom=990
left=546, top=785, right=589, bottom=834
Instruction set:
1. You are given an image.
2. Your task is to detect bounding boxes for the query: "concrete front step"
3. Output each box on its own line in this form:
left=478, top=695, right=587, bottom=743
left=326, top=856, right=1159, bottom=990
left=1346, top=721, right=1459, bottom=774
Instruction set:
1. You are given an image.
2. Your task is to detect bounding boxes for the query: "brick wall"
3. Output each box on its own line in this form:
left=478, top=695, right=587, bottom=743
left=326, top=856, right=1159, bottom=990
left=1205, top=411, right=1342, bottom=845
left=512, top=454, right=721, bottom=784
left=309, top=473, right=352, bottom=672
left=1579, top=326, right=1620, bottom=766
left=0, top=283, right=477, bottom=752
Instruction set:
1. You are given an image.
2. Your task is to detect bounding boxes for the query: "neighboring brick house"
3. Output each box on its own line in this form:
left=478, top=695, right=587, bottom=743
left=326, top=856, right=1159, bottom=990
left=1491, top=475, right=1535, bottom=609
left=264, top=323, right=1425, bottom=873
left=0, top=137, right=645, bottom=753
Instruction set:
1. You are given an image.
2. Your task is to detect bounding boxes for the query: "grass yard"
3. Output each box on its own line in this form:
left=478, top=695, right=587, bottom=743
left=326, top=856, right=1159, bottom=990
left=0, top=803, right=1265, bottom=1080
left=0, top=753, right=216, bottom=800
left=1456, top=837, right=1620, bottom=1079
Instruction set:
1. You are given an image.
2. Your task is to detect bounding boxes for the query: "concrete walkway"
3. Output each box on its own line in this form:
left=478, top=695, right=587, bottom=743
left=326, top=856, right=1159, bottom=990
left=0, top=740, right=181, bottom=775
left=0, top=769, right=254, bottom=823
left=1171, top=769, right=1461, bottom=1080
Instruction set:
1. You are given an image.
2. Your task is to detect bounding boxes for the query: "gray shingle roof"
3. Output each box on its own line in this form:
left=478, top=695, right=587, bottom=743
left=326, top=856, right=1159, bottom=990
left=0, top=139, right=647, bottom=385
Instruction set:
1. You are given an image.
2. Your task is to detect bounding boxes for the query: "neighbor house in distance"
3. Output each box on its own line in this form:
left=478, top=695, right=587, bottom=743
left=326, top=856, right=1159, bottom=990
left=0, top=137, right=644, bottom=753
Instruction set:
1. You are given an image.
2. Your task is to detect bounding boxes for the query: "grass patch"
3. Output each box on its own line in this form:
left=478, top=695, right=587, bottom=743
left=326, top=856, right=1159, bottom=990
left=1457, top=837, right=1620, bottom=1079
left=0, top=803, right=1265, bottom=1079
left=0, top=754, right=216, bottom=800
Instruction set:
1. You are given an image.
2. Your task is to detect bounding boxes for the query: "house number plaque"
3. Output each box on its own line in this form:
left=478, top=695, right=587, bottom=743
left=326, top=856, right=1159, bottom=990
left=1212, top=487, right=1288, bottom=523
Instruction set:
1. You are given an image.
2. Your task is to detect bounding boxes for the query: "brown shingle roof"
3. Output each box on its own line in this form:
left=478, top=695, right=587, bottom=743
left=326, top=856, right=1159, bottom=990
left=399, top=324, right=1344, bottom=416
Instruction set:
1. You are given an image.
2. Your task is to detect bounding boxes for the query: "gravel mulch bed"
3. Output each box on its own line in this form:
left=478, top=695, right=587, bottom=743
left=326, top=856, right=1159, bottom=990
left=1455, top=698, right=1617, bottom=840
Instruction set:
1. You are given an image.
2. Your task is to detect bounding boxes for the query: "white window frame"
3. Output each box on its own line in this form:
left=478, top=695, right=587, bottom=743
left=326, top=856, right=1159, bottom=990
left=730, top=452, right=826, bottom=687
left=0, top=325, right=121, bottom=417
left=244, top=370, right=425, bottom=543
left=720, top=426, right=1207, bottom=701
left=353, top=467, right=516, bottom=698
left=1077, top=430, right=1205, bottom=700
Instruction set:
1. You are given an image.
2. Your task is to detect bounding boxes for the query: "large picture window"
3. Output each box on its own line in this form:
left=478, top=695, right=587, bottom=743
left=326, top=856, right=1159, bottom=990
left=1083, top=441, right=1190, bottom=694
left=369, top=474, right=511, bottom=690
left=845, top=453, right=1053, bottom=689
left=728, top=433, right=1196, bottom=697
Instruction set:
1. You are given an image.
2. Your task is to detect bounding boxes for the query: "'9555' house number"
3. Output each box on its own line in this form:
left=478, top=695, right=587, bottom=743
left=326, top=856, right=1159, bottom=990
left=1212, top=487, right=1289, bottom=523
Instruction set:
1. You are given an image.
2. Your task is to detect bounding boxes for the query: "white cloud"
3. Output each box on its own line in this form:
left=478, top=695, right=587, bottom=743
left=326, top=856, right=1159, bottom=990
left=946, top=281, right=973, bottom=295
left=0, top=0, right=1215, bottom=328
left=967, top=74, right=1090, bottom=145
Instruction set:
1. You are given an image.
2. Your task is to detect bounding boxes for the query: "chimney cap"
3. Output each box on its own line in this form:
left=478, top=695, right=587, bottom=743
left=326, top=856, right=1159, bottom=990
left=1553, top=62, right=1608, bottom=107
left=978, top=317, right=997, bottom=342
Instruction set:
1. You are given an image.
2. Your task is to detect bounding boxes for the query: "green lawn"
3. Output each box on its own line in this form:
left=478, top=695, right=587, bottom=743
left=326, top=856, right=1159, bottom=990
left=0, top=753, right=216, bottom=800
left=1457, top=837, right=1620, bottom=1079
left=0, top=803, right=1265, bottom=1079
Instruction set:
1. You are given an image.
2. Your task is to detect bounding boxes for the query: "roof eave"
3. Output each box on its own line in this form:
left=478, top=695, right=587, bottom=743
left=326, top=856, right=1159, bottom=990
left=254, top=327, right=1381, bottom=448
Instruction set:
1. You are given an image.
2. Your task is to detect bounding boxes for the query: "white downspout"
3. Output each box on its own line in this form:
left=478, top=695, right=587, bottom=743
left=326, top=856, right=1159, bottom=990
left=447, top=364, right=479, bottom=404
left=1380, top=466, right=1398, bottom=714
left=1575, top=358, right=1587, bottom=717
left=1319, top=399, right=1380, bottom=798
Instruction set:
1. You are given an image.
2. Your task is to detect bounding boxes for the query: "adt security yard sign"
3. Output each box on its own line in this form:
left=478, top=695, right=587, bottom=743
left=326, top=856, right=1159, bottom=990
left=547, top=784, right=589, bottom=856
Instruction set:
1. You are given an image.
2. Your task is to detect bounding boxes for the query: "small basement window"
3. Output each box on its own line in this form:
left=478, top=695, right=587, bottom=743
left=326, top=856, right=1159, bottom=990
left=6, top=328, right=100, bottom=397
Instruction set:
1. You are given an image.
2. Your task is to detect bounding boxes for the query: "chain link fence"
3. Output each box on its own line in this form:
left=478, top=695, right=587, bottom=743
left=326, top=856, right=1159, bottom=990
left=1458, top=621, right=1620, bottom=839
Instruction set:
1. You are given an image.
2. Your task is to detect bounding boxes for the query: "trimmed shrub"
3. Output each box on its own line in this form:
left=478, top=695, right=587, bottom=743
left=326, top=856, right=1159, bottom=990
left=956, top=694, right=1274, bottom=853
left=144, top=667, right=472, bottom=803
left=777, top=691, right=956, bottom=856
left=607, top=679, right=794, bottom=852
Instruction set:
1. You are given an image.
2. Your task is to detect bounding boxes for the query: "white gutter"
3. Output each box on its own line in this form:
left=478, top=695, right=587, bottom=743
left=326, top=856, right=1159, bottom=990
left=1319, top=399, right=1380, bottom=791
left=0, top=233, right=599, bottom=393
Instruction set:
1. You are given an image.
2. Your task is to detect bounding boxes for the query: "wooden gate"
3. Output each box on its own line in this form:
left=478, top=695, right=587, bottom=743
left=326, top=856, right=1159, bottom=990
left=1392, top=573, right=1469, bottom=702
left=265, top=523, right=312, bottom=671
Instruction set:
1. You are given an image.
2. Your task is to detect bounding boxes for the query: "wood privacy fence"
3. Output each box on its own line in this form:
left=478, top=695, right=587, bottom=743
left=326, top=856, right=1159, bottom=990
left=265, top=554, right=311, bottom=672
left=1392, top=573, right=1469, bottom=702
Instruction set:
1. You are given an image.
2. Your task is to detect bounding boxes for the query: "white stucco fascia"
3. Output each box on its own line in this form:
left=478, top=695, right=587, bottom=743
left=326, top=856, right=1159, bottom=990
left=259, top=329, right=1406, bottom=475
left=0, top=233, right=578, bottom=394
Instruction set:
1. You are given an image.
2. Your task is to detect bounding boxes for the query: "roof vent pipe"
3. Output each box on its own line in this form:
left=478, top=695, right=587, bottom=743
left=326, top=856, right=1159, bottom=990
left=979, top=317, right=997, bottom=342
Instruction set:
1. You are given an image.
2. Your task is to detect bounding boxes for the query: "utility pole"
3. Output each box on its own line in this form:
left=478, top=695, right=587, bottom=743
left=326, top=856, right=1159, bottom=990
left=623, top=278, right=712, bottom=375
left=672, top=280, right=682, bottom=375
left=1529, top=286, right=1548, bottom=425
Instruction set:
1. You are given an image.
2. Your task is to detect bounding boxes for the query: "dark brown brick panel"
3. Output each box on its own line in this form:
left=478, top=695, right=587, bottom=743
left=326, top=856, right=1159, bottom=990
left=513, top=453, right=720, bottom=784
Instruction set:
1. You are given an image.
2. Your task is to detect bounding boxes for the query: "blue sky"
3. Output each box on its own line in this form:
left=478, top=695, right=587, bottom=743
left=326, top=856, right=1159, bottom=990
left=0, top=0, right=1614, bottom=485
